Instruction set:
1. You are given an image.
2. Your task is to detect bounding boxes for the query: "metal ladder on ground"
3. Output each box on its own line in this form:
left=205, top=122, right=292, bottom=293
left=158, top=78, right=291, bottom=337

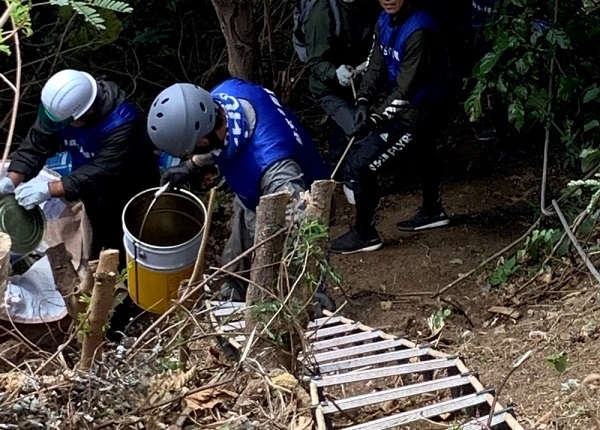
left=206, top=300, right=524, bottom=430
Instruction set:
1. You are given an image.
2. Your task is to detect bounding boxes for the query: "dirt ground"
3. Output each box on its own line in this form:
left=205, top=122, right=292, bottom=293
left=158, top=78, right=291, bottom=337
left=325, top=142, right=600, bottom=429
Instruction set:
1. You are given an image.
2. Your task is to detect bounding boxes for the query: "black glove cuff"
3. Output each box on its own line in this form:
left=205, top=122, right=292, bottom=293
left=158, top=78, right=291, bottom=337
left=370, top=113, right=383, bottom=125
left=185, top=158, right=202, bottom=172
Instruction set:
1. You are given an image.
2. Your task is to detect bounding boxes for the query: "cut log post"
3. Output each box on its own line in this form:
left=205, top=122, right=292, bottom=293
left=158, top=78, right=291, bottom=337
left=245, top=191, right=290, bottom=368
left=46, top=243, right=82, bottom=320
left=0, top=233, right=12, bottom=318
left=303, top=180, right=336, bottom=225
left=246, top=191, right=290, bottom=325
left=80, top=249, right=119, bottom=371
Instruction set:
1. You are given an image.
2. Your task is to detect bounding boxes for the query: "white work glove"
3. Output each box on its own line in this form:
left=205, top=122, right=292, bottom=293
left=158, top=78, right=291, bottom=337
left=14, top=181, right=51, bottom=210
left=343, top=184, right=356, bottom=205
left=336, top=65, right=355, bottom=87
left=0, top=177, right=16, bottom=196
left=355, top=61, right=368, bottom=75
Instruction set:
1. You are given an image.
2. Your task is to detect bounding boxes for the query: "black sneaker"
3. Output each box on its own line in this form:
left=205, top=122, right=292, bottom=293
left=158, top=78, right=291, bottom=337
left=396, top=208, right=450, bottom=232
left=330, top=228, right=383, bottom=254
left=219, top=280, right=246, bottom=302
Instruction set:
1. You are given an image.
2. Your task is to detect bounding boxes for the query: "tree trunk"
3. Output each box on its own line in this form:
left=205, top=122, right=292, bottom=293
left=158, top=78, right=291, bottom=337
left=210, top=0, right=259, bottom=82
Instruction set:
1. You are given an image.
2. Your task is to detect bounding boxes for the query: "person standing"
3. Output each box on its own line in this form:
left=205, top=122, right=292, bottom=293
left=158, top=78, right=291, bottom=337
left=330, top=0, right=451, bottom=254
left=304, top=0, right=380, bottom=170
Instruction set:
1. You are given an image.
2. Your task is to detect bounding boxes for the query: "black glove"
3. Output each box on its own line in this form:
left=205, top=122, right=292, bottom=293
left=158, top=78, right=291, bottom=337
left=354, top=102, right=369, bottom=128
left=160, top=160, right=199, bottom=190
left=351, top=102, right=376, bottom=140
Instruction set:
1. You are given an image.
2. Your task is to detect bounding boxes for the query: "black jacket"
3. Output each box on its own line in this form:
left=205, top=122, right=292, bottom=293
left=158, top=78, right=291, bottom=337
left=358, top=4, right=449, bottom=126
left=305, top=0, right=380, bottom=99
left=9, top=80, right=158, bottom=202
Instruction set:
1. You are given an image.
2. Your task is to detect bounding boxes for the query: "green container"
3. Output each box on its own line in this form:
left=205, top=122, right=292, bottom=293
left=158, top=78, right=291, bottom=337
left=0, top=194, right=46, bottom=256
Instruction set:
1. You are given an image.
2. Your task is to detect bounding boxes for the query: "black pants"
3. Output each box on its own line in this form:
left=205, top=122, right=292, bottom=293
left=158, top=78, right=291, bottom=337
left=343, top=116, right=445, bottom=235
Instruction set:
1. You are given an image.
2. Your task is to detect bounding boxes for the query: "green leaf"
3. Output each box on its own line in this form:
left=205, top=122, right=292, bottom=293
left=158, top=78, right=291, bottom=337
left=443, top=309, right=451, bottom=317
left=0, top=44, right=11, bottom=56
left=580, top=148, right=600, bottom=173
left=477, top=52, right=500, bottom=75
left=584, top=120, right=599, bottom=133
left=508, top=100, right=525, bottom=130
left=515, top=58, right=529, bottom=74
left=546, top=29, right=571, bottom=49
left=583, top=85, right=599, bottom=104
left=546, top=352, right=569, bottom=373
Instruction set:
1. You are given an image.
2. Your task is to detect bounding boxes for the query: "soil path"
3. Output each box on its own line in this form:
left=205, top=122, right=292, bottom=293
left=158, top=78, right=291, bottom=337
left=327, top=155, right=600, bottom=428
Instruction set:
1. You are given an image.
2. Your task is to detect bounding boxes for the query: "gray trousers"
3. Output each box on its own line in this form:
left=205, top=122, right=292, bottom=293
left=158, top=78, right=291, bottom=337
left=219, top=196, right=255, bottom=292
left=318, top=94, right=356, bottom=136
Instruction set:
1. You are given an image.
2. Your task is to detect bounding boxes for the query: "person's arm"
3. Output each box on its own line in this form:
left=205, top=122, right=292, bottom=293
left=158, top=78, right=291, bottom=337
left=60, top=121, right=138, bottom=201
left=259, top=159, right=307, bottom=223
left=8, top=118, right=61, bottom=186
left=372, top=29, right=436, bottom=121
left=356, top=24, right=388, bottom=106
left=305, top=1, right=338, bottom=86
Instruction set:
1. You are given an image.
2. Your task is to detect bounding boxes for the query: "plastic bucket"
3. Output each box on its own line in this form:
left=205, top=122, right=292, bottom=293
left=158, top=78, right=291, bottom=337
left=122, top=188, right=206, bottom=314
left=0, top=194, right=46, bottom=258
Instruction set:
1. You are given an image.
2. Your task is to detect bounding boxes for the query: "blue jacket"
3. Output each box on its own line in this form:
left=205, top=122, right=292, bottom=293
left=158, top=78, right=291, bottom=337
left=58, top=102, right=140, bottom=170
left=378, top=9, right=441, bottom=105
left=211, top=78, right=327, bottom=210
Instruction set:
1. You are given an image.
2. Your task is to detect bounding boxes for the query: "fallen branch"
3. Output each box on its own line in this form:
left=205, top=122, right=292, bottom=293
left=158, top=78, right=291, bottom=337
left=434, top=219, right=541, bottom=297
left=486, top=350, right=533, bottom=428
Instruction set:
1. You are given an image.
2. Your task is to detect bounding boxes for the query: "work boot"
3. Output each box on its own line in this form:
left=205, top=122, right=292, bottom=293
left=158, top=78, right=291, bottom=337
left=218, top=280, right=247, bottom=302
left=312, top=292, right=336, bottom=318
left=396, top=208, right=450, bottom=232
left=330, top=227, right=382, bottom=254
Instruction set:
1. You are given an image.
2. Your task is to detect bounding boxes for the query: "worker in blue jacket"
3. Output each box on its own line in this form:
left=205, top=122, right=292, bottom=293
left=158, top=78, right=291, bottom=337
left=330, top=0, right=451, bottom=254
left=147, top=78, right=329, bottom=302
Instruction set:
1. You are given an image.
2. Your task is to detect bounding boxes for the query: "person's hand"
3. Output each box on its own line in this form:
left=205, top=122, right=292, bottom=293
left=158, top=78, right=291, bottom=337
left=355, top=61, right=368, bottom=74
left=14, top=181, right=51, bottom=210
left=0, top=177, right=15, bottom=196
left=351, top=103, right=377, bottom=139
left=335, top=65, right=355, bottom=87
left=160, top=154, right=214, bottom=190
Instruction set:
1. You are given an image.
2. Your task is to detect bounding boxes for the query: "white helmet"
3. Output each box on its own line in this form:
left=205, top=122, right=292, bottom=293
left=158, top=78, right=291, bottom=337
left=41, top=69, right=97, bottom=121
left=147, top=83, right=216, bottom=158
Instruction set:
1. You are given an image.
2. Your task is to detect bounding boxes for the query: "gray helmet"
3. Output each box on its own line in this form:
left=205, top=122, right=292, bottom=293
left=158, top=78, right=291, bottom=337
left=147, top=83, right=216, bottom=157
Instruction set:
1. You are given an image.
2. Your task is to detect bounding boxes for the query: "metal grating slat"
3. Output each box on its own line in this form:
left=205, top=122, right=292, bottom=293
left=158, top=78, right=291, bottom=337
left=306, top=322, right=361, bottom=339
left=314, top=357, right=457, bottom=388
left=310, top=347, right=430, bottom=374
left=461, top=410, right=510, bottom=430
left=342, top=391, right=491, bottom=430
left=306, top=338, right=406, bottom=363
left=320, top=373, right=472, bottom=414
left=311, top=330, right=382, bottom=350
left=309, top=316, right=343, bottom=328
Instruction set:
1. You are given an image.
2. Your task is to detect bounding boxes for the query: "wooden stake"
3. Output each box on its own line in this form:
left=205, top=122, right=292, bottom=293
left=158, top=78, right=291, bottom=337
left=80, top=249, right=119, bottom=371
left=46, top=243, right=82, bottom=320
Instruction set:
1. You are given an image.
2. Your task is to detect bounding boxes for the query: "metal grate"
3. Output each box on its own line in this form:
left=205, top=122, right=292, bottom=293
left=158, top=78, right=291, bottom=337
left=205, top=301, right=523, bottom=430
